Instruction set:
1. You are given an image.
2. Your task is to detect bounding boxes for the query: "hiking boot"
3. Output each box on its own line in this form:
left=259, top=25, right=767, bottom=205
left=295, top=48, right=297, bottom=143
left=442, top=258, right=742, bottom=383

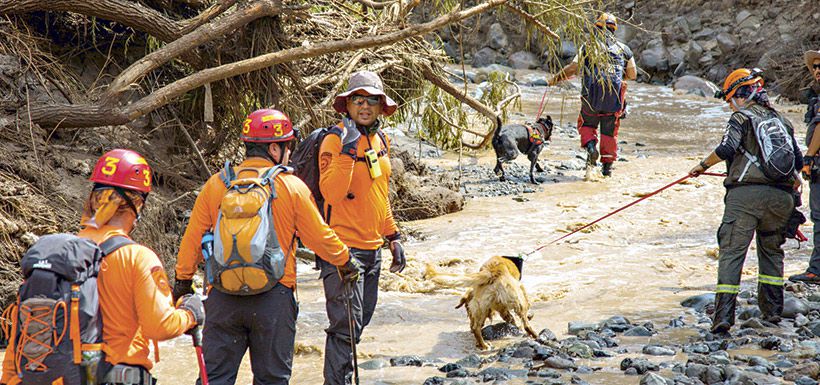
left=602, top=162, right=613, bottom=177
left=788, top=271, right=820, bottom=284
left=585, top=141, right=599, bottom=167
left=710, top=321, right=731, bottom=335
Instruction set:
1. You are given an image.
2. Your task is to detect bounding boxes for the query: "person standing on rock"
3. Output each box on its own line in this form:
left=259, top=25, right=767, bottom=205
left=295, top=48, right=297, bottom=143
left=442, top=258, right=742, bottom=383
left=788, top=50, right=820, bottom=284
left=172, top=109, right=356, bottom=385
left=548, top=12, right=637, bottom=177
left=689, top=68, right=803, bottom=334
left=317, top=70, right=407, bottom=385
left=2, top=149, right=203, bottom=385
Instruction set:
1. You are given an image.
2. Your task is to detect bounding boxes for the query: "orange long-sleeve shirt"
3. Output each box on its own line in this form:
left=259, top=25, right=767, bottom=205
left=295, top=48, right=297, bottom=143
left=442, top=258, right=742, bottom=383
left=1, top=226, right=194, bottom=383
left=175, top=158, right=350, bottom=287
left=318, top=123, right=399, bottom=250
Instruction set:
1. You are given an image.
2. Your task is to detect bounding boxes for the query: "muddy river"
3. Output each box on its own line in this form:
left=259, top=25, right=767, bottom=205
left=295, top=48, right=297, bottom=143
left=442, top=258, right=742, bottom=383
left=151, top=70, right=812, bottom=384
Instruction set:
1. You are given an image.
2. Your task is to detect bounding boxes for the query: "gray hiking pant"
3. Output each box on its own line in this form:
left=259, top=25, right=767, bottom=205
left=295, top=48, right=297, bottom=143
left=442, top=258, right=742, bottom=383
left=199, top=284, right=297, bottom=385
left=809, top=180, right=820, bottom=274
left=714, top=185, right=792, bottom=326
left=319, top=248, right=382, bottom=385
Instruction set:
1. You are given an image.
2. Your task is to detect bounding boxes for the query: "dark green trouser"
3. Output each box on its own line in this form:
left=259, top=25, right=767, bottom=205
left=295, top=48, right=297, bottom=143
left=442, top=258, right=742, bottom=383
left=714, top=185, right=793, bottom=329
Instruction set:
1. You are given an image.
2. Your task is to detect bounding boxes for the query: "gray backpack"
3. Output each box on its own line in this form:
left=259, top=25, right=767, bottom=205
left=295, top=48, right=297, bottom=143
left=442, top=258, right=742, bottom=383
left=737, top=108, right=796, bottom=183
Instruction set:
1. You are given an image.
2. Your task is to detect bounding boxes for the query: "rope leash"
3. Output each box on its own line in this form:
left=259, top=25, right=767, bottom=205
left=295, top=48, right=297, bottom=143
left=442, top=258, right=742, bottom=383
left=525, top=172, right=728, bottom=256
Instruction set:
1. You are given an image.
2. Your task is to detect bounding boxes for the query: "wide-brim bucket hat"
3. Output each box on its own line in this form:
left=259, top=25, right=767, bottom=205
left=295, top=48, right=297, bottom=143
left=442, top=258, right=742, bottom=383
left=333, top=71, right=398, bottom=116
left=806, top=51, right=820, bottom=72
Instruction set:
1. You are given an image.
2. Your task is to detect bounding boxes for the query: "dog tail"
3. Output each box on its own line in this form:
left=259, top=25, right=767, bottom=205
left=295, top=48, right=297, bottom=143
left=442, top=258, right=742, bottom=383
left=425, top=263, right=493, bottom=288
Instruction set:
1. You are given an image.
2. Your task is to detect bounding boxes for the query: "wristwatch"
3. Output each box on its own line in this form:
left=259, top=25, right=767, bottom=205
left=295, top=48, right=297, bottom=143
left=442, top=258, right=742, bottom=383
left=699, top=160, right=709, bottom=170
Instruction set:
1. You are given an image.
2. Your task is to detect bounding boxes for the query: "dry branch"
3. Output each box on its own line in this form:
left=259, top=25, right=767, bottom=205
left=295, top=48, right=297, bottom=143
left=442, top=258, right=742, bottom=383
left=504, top=3, right=560, bottom=40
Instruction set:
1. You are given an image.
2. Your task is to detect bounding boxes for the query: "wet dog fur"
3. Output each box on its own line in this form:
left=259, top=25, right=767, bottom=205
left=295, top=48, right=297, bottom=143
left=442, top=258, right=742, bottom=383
left=492, top=116, right=554, bottom=184
left=425, top=256, right=538, bottom=350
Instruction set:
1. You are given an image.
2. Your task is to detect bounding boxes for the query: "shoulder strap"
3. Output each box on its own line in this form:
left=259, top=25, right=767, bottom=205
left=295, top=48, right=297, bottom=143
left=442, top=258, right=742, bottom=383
left=99, top=235, right=135, bottom=257
left=219, top=160, right=235, bottom=188
left=377, top=130, right=389, bottom=155
left=263, top=165, right=295, bottom=200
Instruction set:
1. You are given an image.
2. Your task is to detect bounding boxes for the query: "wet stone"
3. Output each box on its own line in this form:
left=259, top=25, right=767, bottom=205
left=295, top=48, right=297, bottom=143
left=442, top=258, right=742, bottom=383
left=705, top=365, right=724, bottom=384
left=621, top=358, right=660, bottom=374
left=625, top=367, right=639, bottom=375
left=543, top=356, right=577, bottom=370
left=759, top=336, right=782, bottom=350
left=533, top=368, right=561, bottom=378
left=439, top=363, right=462, bottom=373
left=774, top=359, right=795, bottom=369
left=359, top=359, right=390, bottom=370
left=683, top=343, right=710, bottom=354
left=575, top=366, right=595, bottom=374
left=478, top=367, right=527, bottom=381
left=390, top=355, right=423, bottom=367
left=567, top=342, right=593, bottom=359
left=668, top=317, right=686, bottom=328
left=456, top=354, right=483, bottom=368
left=446, top=369, right=469, bottom=378
left=567, top=321, right=598, bottom=335
left=513, top=346, right=535, bottom=359
left=784, top=297, right=811, bottom=318
left=593, top=349, right=614, bottom=357
left=603, top=316, right=633, bottom=332
left=482, top=322, right=522, bottom=340
left=534, top=345, right=554, bottom=360
left=740, top=317, right=766, bottom=329
left=624, top=326, right=654, bottom=336
left=796, top=376, right=820, bottom=385
left=537, top=328, right=558, bottom=343
left=681, top=293, right=715, bottom=312
left=570, top=375, right=590, bottom=385
left=640, top=372, right=672, bottom=385
left=737, top=307, right=762, bottom=321
left=748, top=365, right=769, bottom=374
left=643, top=345, right=676, bottom=356
left=684, top=363, right=707, bottom=379
left=422, top=377, right=446, bottom=385
left=795, top=313, right=810, bottom=327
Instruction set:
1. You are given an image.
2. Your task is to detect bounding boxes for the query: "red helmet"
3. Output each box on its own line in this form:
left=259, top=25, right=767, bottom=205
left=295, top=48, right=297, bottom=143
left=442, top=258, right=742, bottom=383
left=89, top=149, right=152, bottom=193
left=240, top=109, right=295, bottom=143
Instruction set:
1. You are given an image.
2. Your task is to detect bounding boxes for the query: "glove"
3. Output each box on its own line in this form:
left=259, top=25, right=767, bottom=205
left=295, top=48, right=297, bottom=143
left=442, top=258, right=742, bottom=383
left=177, top=294, right=205, bottom=332
left=388, top=241, right=406, bottom=273
left=802, top=155, right=814, bottom=181
left=329, top=125, right=361, bottom=159
left=172, top=279, right=194, bottom=302
left=337, top=256, right=363, bottom=283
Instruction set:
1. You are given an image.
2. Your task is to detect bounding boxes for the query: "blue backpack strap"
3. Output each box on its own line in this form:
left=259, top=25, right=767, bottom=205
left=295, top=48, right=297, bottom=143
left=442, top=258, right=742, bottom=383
left=99, top=235, right=135, bottom=257
left=219, top=160, right=235, bottom=188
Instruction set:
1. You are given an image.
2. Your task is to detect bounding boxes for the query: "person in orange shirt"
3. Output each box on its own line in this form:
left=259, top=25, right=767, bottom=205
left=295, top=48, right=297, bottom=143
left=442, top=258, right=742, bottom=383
left=172, top=109, right=356, bottom=385
left=318, top=71, right=406, bottom=385
left=1, top=149, right=203, bottom=385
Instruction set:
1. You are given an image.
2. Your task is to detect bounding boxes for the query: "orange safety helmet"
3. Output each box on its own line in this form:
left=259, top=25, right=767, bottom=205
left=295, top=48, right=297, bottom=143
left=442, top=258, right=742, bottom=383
left=716, top=68, right=764, bottom=101
left=595, top=13, right=618, bottom=32
left=89, top=149, right=152, bottom=193
left=240, top=109, right=295, bottom=143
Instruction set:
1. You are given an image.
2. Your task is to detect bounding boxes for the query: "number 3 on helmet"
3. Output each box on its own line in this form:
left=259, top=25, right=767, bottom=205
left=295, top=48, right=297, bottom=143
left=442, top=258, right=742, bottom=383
left=241, top=109, right=295, bottom=143
left=89, top=149, right=152, bottom=193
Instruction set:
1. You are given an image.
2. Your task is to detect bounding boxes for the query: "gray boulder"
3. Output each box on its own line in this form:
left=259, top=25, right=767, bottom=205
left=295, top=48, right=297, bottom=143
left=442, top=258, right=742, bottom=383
left=783, top=296, right=810, bottom=318
left=640, top=39, right=670, bottom=72
left=640, top=372, right=672, bottom=385
left=642, top=345, right=676, bottom=356
left=543, top=356, right=577, bottom=370
left=715, top=32, right=739, bottom=55
left=559, top=40, right=577, bottom=59
left=488, top=23, right=508, bottom=51
left=673, top=75, right=719, bottom=98
left=472, top=47, right=499, bottom=68
left=685, top=41, right=704, bottom=66
left=508, top=51, right=539, bottom=70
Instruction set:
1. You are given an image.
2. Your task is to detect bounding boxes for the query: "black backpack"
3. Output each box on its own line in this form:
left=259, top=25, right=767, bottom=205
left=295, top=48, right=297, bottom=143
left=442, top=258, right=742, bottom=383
left=10, top=233, right=132, bottom=385
left=581, top=39, right=628, bottom=113
left=290, top=125, right=388, bottom=218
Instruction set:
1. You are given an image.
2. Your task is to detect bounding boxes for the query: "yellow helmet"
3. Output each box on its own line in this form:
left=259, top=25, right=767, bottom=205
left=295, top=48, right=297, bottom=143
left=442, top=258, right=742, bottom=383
left=595, top=13, right=618, bottom=32
left=716, top=68, right=764, bottom=101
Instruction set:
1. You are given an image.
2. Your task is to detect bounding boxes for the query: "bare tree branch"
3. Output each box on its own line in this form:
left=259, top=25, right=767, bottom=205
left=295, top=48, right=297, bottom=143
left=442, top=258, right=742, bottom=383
left=503, top=3, right=560, bottom=40
left=352, top=0, right=398, bottom=10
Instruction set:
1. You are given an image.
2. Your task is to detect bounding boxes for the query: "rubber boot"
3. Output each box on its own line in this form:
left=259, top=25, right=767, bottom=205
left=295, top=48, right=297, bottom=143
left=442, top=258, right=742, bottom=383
left=602, top=162, right=613, bottom=177
left=585, top=140, right=599, bottom=167
left=711, top=293, right=737, bottom=334
left=758, top=283, right=784, bottom=324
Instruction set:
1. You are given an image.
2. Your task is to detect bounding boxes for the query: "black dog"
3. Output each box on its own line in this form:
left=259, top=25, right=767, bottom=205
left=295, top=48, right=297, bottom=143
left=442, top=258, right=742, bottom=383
left=492, top=116, right=554, bottom=184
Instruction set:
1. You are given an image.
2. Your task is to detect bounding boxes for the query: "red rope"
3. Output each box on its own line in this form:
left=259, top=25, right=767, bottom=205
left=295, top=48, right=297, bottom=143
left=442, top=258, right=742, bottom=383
left=535, top=86, right=550, bottom=119
left=526, top=172, right=729, bottom=255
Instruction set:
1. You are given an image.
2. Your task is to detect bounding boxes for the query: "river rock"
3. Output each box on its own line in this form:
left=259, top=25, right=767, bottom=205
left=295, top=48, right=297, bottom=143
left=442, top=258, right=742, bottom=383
left=796, top=376, right=820, bottom=385
left=482, top=322, right=521, bottom=340
left=673, top=75, right=719, bottom=98
left=740, top=318, right=766, bottom=329
left=512, top=346, right=534, bottom=359
left=567, top=342, right=593, bottom=358
left=796, top=313, right=810, bottom=327
left=359, top=359, right=390, bottom=370
left=533, top=368, right=561, bottom=378
left=568, top=321, right=598, bottom=335
left=537, top=327, right=558, bottom=343
left=783, top=296, right=810, bottom=318
left=390, top=355, right=423, bottom=366
left=439, top=363, right=462, bottom=373
left=785, top=362, right=820, bottom=381
left=709, top=351, right=731, bottom=365
left=446, top=368, right=468, bottom=378
left=640, top=39, right=670, bottom=72
left=508, top=51, right=539, bottom=70
left=685, top=41, right=704, bottom=66
left=683, top=343, right=710, bottom=354
left=455, top=354, right=483, bottom=368
left=472, top=47, right=499, bottom=68
left=544, top=356, right=577, bottom=370
left=705, top=365, right=724, bottom=384
left=559, top=40, right=577, bottom=59
left=621, top=358, right=659, bottom=374
left=643, top=345, right=676, bottom=356
left=715, top=32, right=739, bottom=54
left=488, top=23, right=508, bottom=51
left=640, top=372, right=672, bottom=385
left=602, top=315, right=632, bottom=332
left=624, top=325, right=654, bottom=336
left=737, top=306, right=762, bottom=321
left=681, top=293, right=715, bottom=312
left=759, top=336, right=782, bottom=350
left=422, top=377, right=445, bottom=385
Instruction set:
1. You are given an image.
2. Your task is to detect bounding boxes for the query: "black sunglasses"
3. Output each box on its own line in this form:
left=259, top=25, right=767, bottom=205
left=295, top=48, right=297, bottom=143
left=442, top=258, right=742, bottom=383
left=350, top=95, right=382, bottom=106
left=813, top=64, right=820, bottom=70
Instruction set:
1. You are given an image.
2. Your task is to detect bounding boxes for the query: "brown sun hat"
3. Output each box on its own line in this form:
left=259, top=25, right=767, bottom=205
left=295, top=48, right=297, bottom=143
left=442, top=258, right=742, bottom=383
left=805, top=50, right=820, bottom=72
left=332, top=71, right=398, bottom=116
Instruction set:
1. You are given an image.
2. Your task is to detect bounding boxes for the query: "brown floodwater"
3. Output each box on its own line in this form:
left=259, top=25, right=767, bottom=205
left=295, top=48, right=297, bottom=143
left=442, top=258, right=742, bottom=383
left=15, top=68, right=815, bottom=384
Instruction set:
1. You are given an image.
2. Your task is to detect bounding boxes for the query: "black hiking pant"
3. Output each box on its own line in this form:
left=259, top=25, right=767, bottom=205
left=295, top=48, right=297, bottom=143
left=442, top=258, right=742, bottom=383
left=199, top=284, right=298, bottom=385
left=318, top=248, right=381, bottom=385
left=713, top=185, right=792, bottom=330
left=808, top=179, right=820, bottom=274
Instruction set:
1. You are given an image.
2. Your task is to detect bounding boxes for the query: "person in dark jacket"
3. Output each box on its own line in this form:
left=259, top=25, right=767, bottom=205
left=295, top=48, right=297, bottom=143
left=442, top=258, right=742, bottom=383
left=690, top=68, right=803, bottom=334
left=789, top=50, right=820, bottom=284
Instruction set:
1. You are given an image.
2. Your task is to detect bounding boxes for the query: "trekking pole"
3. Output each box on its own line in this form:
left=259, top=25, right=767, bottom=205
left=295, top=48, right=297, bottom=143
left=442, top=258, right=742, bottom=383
left=344, top=281, right=360, bottom=385
left=526, top=172, right=729, bottom=255
left=191, top=325, right=209, bottom=385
